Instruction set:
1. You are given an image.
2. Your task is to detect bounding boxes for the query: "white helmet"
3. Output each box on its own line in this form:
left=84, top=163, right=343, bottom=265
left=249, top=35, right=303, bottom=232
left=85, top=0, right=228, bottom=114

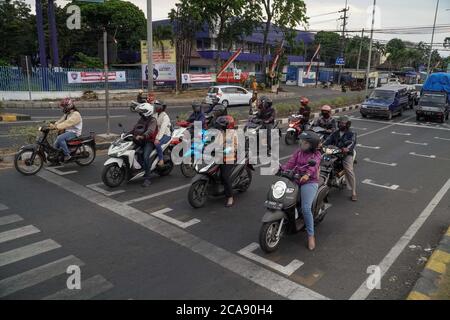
left=136, top=103, right=154, bottom=117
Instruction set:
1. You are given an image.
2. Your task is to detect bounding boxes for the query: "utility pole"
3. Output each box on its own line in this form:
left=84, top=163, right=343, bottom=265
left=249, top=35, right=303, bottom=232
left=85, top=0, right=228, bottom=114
left=427, top=0, right=440, bottom=77
left=35, top=0, right=47, bottom=68
left=337, top=0, right=349, bottom=85
left=146, top=0, right=153, bottom=93
left=356, top=28, right=365, bottom=72
left=365, top=0, right=376, bottom=95
left=48, top=0, right=59, bottom=67
left=103, top=29, right=110, bottom=136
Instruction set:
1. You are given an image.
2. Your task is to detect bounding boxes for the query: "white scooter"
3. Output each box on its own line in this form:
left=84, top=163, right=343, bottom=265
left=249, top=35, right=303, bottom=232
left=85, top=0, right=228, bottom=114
left=101, top=125, right=174, bottom=188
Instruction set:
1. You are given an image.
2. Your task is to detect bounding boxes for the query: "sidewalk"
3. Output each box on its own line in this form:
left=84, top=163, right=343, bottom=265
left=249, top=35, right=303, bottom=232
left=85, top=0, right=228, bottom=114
left=407, top=226, right=450, bottom=300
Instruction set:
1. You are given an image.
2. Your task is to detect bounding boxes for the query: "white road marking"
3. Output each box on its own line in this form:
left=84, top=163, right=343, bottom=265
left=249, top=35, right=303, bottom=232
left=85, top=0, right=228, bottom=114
left=150, top=208, right=200, bottom=229
left=356, top=144, right=380, bottom=150
left=0, top=225, right=40, bottom=244
left=43, top=275, right=113, bottom=300
left=362, top=179, right=399, bottom=191
left=391, top=131, right=411, bottom=136
left=351, top=178, right=450, bottom=300
left=352, top=127, right=368, bottom=131
left=363, top=158, right=397, bottom=167
left=238, top=243, right=304, bottom=276
left=123, top=183, right=192, bottom=205
left=434, top=136, right=450, bottom=141
left=0, top=203, right=8, bottom=211
left=0, top=255, right=84, bottom=298
left=0, top=239, right=61, bottom=267
left=351, top=117, right=450, bottom=131
left=405, top=140, right=428, bottom=146
left=86, top=183, right=125, bottom=197
left=46, top=166, right=77, bottom=176
left=37, top=170, right=328, bottom=300
left=0, top=214, right=23, bottom=226
left=409, top=152, right=436, bottom=159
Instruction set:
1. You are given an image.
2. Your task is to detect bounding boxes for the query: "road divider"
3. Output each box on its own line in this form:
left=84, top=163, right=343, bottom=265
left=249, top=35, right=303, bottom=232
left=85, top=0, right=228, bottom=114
left=0, top=114, right=31, bottom=122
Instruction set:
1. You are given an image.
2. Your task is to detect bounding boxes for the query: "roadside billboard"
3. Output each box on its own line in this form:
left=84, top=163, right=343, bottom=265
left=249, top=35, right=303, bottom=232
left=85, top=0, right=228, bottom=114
left=181, top=73, right=216, bottom=84
left=67, top=71, right=126, bottom=83
left=140, top=40, right=176, bottom=85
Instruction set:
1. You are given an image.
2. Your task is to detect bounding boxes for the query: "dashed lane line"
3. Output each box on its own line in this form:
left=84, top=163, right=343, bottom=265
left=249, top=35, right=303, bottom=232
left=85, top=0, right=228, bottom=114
left=350, top=178, right=450, bottom=300
left=0, top=239, right=61, bottom=267
left=42, top=274, right=113, bottom=300
left=0, top=225, right=40, bottom=244
left=0, top=214, right=23, bottom=226
left=37, top=169, right=329, bottom=300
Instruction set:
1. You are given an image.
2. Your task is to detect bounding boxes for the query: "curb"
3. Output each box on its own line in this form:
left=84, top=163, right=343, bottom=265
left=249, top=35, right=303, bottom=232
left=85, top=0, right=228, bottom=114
left=0, top=114, right=32, bottom=122
left=407, top=226, right=450, bottom=300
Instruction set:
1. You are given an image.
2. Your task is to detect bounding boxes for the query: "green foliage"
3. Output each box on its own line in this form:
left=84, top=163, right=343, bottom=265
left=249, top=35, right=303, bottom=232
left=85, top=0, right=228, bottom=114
left=8, top=125, right=43, bottom=144
left=73, top=53, right=103, bottom=69
left=313, top=31, right=341, bottom=66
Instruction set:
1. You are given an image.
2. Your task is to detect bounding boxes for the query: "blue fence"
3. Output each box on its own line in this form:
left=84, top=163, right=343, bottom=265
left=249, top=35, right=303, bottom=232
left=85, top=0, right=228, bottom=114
left=0, top=66, right=144, bottom=92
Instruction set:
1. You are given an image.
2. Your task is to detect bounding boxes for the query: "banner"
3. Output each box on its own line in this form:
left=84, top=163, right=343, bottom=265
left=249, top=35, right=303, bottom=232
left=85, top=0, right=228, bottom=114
left=67, top=71, right=126, bottom=84
left=142, top=64, right=176, bottom=85
left=181, top=73, right=216, bottom=84
left=140, top=40, right=176, bottom=64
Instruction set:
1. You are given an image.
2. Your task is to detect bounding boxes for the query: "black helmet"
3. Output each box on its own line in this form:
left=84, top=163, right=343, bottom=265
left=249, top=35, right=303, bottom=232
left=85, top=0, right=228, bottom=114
left=259, top=96, right=272, bottom=109
left=192, top=101, right=202, bottom=112
left=212, top=104, right=227, bottom=117
left=214, top=115, right=231, bottom=131
left=299, top=130, right=320, bottom=151
left=154, top=100, right=166, bottom=113
left=337, top=115, right=351, bottom=131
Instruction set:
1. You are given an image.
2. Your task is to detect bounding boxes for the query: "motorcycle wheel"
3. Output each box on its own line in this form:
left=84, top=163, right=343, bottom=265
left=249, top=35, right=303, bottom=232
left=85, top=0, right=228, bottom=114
left=284, top=131, right=296, bottom=145
left=238, top=168, right=252, bottom=192
left=101, top=163, right=125, bottom=188
left=180, top=163, right=196, bottom=178
left=259, top=221, right=283, bottom=253
left=156, top=159, right=174, bottom=176
left=75, top=144, right=96, bottom=166
left=14, top=149, right=44, bottom=176
left=188, top=180, right=208, bottom=208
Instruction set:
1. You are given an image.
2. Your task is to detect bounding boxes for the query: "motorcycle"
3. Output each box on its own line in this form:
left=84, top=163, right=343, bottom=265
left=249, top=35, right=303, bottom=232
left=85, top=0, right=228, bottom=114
left=101, top=124, right=174, bottom=188
left=259, top=160, right=330, bottom=253
left=14, top=126, right=96, bottom=176
left=320, top=145, right=357, bottom=191
left=309, top=126, right=332, bottom=142
left=130, top=101, right=139, bottom=112
left=285, top=114, right=306, bottom=145
left=244, top=116, right=282, bottom=154
left=187, top=158, right=254, bottom=209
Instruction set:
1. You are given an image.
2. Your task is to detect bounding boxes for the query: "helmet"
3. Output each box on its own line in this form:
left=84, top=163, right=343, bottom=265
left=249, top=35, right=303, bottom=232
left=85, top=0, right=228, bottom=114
left=136, top=103, right=154, bottom=117
left=60, top=98, right=75, bottom=113
left=321, top=105, right=332, bottom=113
left=138, top=89, right=143, bottom=94
left=299, top=130, right=320, bottom=151
left=154, top=100, right=166, bottom=113
left=300, top=97, right=309, bottom=107
left=214, top=115, right=235, bottom=131
left=337, top=115, right=351, bottom=131
left=212, top=104, right=227, bottom=117
left=259, top=96, right=272, bottom=109
left=192, top=101, right=202, bottom=113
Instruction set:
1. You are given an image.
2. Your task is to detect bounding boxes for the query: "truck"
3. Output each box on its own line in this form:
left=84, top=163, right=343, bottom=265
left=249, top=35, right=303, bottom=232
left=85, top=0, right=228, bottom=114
left=416, top=73, right=450, bottom=123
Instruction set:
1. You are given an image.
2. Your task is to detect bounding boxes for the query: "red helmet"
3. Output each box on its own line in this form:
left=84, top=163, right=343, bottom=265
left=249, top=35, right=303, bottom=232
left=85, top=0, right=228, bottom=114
left=300, top=97, right=309, bottom=106
left=321, top=105, right=332, bottom=113
left=60, top=98, right=74, bottom=113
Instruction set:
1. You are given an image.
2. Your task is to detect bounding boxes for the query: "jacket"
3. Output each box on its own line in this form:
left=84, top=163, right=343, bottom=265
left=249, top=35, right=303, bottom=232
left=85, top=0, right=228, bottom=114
left=155, top=111, right=171, bottom=140
left=282, top=149, right=322, bottom=185
left=314, top=116, right=337, bottom=131
left=187, top=111, right=206, bottom=127
left=128, top=116, right=158, bottom=142
left=55, top=111, right=83, bottom=136
left=324, top=130, right=357, bottom=155
left=257, top=106, right=276, bottom=124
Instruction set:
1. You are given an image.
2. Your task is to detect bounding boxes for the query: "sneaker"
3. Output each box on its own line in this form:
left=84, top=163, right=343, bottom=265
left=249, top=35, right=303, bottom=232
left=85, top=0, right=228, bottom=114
left=141, top=179, right=152, bottom=187
left=63, top=155, right=72, bottom=162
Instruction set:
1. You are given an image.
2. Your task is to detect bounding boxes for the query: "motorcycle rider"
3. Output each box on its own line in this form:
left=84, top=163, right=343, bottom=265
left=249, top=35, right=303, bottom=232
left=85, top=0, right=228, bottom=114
left=323, top=116, right=357, bottom=202
left=314, top=105, right=337, bottom=134
left=213, top=115, right=237, bottom=208
left=281, top=131, right=322, bottom=251
left=187, top=101, right=206, bottom=128
left=255, top=96, right=276, bottom=154
left=128, top=103, right=158, bottom=187
left=153, top=101, right=172, bottom=168
left=249, top=91, right=258, bottom=115
left=298, top=97, right=312, bottom=124
left=136, top=90, right=146, bottom=104
left=49, top=98, right=83, bottom=162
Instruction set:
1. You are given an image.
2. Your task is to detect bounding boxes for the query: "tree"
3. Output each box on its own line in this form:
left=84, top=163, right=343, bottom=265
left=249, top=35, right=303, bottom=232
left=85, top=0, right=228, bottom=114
left=313, top=31, right=340, bottom=66
left=257, top=0, right=308, bottom=81
left=153, top=24, right=173, bottom=59
left=0, top=0, right=36, bottom=65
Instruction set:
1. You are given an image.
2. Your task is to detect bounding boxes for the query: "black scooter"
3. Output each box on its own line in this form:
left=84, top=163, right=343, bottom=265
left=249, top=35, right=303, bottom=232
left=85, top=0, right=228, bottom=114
left=259, top=160, right=330, bottom=253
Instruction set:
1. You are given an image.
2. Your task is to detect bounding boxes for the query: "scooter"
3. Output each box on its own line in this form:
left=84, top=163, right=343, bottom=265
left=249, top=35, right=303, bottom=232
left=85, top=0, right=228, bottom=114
left=320, top=145, right=356, bottom=191
left=187, top=158, right=254, bottom=209
left=258, top=160, right=330, bottom=253
left=285, top=114, right=305, bottom=145
left=101, top=125, right=174, bottom=188
left=14, top=125, right=96, bottom=176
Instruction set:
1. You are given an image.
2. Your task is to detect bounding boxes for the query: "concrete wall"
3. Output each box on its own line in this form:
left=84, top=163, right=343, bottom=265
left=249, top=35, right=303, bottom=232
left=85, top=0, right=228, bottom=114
left=0, top=89, right=142, bottom=101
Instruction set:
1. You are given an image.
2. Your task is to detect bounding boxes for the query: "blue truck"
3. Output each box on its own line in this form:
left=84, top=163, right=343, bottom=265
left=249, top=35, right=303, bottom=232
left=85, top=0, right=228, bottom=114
left=416, top=73, right=450, bottom=123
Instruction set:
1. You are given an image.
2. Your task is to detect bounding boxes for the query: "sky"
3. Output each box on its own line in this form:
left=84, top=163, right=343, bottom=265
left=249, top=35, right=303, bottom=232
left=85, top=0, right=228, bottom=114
left=26, top=0, right=450, bottom=56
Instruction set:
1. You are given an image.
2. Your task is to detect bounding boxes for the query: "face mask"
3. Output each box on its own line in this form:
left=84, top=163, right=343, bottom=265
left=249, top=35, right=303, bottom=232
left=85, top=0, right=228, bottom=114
left=300, top=141, right=311, bottom=151
left=339, top=124, right=347, bottom=132
left=322, top=113, right=330, bottom=119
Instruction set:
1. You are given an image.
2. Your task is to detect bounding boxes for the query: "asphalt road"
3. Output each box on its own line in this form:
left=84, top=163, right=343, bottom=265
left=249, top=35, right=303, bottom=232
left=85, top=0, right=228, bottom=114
left=1, top=108, right=449, bottom=300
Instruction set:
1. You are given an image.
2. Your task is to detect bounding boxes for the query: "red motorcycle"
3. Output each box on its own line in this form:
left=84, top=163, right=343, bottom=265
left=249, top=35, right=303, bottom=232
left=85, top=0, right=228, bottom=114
left=285, top=114, right=306, bottom=145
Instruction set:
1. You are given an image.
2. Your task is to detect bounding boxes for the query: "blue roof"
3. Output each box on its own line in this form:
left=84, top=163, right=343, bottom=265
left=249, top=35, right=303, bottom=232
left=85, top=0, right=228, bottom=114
left=198, top=50, right=304, bottom=63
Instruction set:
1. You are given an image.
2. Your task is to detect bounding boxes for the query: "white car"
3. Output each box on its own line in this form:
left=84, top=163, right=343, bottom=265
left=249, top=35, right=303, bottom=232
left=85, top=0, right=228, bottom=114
left=205, top=85, right=253, bottom=107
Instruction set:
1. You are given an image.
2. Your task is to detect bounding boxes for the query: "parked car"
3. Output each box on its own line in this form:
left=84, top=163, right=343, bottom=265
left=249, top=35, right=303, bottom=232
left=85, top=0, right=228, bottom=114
left=416, top=92, right=449, bottom=123
left=360, top=85, right=410, bottom=120
left=205, top=85, right=253, bottom=107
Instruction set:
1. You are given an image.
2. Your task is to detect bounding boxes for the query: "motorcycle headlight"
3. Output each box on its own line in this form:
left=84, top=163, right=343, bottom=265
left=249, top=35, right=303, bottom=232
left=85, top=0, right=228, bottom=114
left=272, top=181, right=287, bottom=199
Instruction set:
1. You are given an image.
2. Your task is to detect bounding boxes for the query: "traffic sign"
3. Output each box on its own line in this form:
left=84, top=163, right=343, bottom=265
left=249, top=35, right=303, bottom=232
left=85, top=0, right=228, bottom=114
left=336, top=57, right=345, bottom=66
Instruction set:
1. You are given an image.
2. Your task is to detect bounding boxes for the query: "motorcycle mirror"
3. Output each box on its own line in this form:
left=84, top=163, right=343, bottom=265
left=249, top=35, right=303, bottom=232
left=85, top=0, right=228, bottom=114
left=308, top=159, right=317, bottom=167
left=118, top=123, right=123, bottom=128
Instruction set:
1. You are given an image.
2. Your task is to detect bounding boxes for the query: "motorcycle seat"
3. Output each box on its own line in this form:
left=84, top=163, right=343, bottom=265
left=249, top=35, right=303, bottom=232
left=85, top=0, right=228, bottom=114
left=67, top=136, right=92, bottom=145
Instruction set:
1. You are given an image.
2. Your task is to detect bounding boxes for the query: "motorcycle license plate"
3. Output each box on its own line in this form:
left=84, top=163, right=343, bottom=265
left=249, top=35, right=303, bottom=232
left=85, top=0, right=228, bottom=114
left=265, top=201, right=283, bottom=210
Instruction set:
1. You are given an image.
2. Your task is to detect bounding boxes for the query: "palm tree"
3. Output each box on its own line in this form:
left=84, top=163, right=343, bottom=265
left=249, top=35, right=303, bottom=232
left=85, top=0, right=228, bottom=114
left=153, top=25, right=173, bottom=59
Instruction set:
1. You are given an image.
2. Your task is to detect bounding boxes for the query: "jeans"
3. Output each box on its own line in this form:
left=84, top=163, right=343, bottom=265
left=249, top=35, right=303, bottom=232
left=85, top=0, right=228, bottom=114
left=143, top=142, right=155, bottom=178
left=54, top=131, right=77, bottom=156
left=220, top=164, right=235, bottom=198
left=298, top=182, right=318, bottom=236
left=155, top=135, right=171, bottom=161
